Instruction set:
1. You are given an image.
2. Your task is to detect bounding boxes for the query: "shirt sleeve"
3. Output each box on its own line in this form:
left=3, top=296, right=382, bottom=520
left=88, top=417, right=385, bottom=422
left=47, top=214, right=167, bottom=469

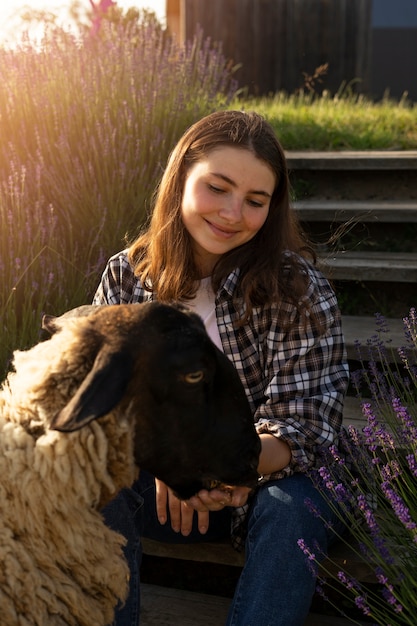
left=92, top=250, right=139, bottom=305
left=254, top=268, right=349, bottom=478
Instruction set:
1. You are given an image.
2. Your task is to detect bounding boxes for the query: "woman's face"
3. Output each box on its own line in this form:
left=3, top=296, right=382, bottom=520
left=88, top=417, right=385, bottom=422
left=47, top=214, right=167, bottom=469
left=181, top=146, right=276, bottom=276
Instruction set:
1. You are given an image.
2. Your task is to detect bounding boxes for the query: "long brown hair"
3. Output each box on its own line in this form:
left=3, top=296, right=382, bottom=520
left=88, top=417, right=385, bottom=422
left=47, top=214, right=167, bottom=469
left=129, top=110, right=315, bottom=324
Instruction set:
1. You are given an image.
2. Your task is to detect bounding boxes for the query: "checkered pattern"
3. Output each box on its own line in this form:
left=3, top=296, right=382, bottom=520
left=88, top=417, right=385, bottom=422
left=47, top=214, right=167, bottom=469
left=93, top=249, right=349, bottom=550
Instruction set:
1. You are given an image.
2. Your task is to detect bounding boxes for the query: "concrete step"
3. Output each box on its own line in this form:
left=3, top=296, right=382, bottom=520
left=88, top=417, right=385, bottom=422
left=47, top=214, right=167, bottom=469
left=286, top=150, right=417, bottom=170
left=319, top=250, right=417, bottom=282
left=286, top=151, right=417, bottom=201
left=141, top=583, right=363, bottom=625
left=342, top=395, right=364, bottom=427
left=342, top=313, right=412, bottom=361
left=294, top=199, right=417, bottom=222
left=140, top=152, right=413, bottom=626
left=141, top=536, right=376, bottom=584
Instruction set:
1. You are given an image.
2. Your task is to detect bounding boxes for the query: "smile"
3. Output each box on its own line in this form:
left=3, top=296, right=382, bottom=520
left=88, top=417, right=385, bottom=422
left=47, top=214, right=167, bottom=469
left=206, top=220, right=239, bottom=239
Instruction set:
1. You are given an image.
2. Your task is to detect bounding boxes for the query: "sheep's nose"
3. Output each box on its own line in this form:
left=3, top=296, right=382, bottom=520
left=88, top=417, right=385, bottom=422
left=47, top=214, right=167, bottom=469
left=239, top=460, right=260, bottom=487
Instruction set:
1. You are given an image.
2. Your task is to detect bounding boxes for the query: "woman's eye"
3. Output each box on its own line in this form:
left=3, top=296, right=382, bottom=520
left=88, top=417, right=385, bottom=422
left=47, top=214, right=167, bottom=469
left=248, top=199, right=264, bottom=208
left=208, top=184, right=224, bottom=194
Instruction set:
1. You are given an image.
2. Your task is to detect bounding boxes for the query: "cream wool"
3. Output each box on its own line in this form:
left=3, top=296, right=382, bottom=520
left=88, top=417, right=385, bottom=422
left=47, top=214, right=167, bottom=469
left=0, top=301, right=261, bottom=624
left=0, top=320, right=136, bottom=626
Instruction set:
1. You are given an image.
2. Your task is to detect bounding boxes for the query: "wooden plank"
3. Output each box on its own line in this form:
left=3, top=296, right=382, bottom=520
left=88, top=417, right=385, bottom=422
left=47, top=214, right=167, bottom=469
left=319, top=251, right=417, bottom=282
left=286, top=150, right=417, bottom=170
left=141, top=583, right=230, bottom=625
left=142, top=537, right=244, bottom=567
left=342, top=395, right=365, bottom=428
left=141, top=537, right=375, bottom=584
left=306, top=614, right=367, bottom=626
left=341, top=313, right=411, bottom=361
left=141, top=583, right=360, bottom=625
left=294, top=199, right=417, bottom=222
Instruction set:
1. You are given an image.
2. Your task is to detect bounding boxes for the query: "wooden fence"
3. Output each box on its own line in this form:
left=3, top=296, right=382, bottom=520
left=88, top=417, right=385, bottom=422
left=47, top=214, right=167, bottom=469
left=166, top=0, right=372, bottom=96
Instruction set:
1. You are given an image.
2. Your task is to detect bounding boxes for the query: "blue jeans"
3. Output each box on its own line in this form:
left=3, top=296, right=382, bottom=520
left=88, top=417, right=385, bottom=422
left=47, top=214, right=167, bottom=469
left=103, top=471, right=345, bottom=626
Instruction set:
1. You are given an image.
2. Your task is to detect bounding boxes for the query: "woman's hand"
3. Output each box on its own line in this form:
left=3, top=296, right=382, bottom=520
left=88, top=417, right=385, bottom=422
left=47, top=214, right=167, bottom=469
left=155, top=478, right=252, bottom=537
left=155, top=435, right=290, bottom=536
left=155, top=478, right=209, bottom=536
left=187, top=485, right=252, bottom=511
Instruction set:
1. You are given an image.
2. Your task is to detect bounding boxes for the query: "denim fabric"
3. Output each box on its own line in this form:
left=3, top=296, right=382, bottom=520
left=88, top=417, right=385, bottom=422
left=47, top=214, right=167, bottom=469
left=226, top=473, right=345, bottom=626
left=102, top=487, right=144, bottom=626
left=103, top=471, right=231, bottom=625
left=104, top=472, right=345, bottom=626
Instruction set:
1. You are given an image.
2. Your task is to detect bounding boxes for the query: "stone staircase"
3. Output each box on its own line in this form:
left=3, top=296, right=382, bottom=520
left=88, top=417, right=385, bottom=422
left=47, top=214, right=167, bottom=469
left=290, top=150, right=417, bottom=423
left=139, top=151, right=417, bottom=626
left=289, top=151, right=417, bottom=312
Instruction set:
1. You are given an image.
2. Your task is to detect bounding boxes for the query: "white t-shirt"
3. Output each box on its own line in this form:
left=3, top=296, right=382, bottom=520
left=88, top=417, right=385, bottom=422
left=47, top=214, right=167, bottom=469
left=187, top=277, right=224, bottom=352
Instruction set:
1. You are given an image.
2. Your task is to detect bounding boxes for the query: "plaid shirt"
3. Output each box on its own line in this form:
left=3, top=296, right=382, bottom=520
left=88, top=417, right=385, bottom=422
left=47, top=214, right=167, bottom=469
left=93, top=249, right=349, bottom=549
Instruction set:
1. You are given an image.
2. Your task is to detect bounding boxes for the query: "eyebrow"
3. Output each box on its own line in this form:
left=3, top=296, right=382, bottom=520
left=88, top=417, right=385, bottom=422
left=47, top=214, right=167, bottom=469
left=211, top=172, right=272, bottom=198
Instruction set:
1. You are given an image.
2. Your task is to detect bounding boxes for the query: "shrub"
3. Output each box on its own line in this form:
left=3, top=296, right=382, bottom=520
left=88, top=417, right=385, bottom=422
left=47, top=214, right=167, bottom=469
left=0, top=14, right=237, bottom=379
left=234, top=90, right=417, bottom=150
left=300, top=309, right=417, bottom=625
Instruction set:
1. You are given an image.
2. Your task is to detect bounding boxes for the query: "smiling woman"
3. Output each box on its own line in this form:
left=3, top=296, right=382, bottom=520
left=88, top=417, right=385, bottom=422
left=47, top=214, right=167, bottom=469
left=180, top=147, right=275, bottom=277
left=0, top=0, right=165, bottom=47
left=93, top=109, right=349, bottom=626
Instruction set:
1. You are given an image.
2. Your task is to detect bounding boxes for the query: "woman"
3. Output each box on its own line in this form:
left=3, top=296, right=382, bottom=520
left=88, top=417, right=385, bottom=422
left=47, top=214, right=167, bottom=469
left=93, top=110, right=349, bottom=625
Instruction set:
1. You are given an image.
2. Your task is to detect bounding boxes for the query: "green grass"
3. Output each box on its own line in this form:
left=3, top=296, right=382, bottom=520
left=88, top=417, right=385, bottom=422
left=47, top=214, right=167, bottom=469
left=231, top=90, right=417, bottom=150
left=1, top=9, right=416, bottom=379
left=0, top=18, right=237, bottom=379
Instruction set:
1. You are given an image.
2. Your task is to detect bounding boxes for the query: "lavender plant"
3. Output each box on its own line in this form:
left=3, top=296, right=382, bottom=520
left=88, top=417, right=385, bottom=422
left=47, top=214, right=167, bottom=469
left=0, top=11, right=238, bottom=379
left=300, top=309, right=417, bottom=625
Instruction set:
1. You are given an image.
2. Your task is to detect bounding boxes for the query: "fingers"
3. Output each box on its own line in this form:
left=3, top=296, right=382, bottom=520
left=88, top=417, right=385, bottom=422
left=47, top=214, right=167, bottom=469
left=155, top=479, right=183, bottom=532
left=170, top=501, right=210, bottom=536
left=154, top=480, right=251, bottom=538
left=155, top=479, right=169, bottom=525
left=155, top=479, right=209, bottom=536
left=180, top=501, right=209, bottom=536
left=196, top=509, right=209, bottom=535
left=187, top=489, right=231, bottom=511
left=188, top=486, right=252, bottom=510
left=229, top=486, right=252, bottom=507
left=168, top=491, right=182, bottom=533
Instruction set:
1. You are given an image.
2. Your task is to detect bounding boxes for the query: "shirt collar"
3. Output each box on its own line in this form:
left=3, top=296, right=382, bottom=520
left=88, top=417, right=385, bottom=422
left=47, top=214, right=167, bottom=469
left=219, top=267, right=241, bottom=297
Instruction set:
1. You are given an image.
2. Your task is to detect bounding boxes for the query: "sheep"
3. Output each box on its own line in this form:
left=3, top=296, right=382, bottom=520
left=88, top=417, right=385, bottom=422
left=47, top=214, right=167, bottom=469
left=0, top=302, right=260, bottom=626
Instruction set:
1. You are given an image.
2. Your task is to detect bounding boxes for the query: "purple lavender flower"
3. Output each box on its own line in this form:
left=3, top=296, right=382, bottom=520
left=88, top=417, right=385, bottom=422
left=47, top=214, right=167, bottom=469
left=337, top=570, right=361, bottom=592
left=304, top=497, right=322, bottom=518
left=406, top=453, right=417, bottom=478
left=380, top=482, right=417, bottom=532
left=355, top=595, right=371, bottom=616
left=315, top=576, right=329, bottom=602
left=391, top=396, right=417, bottom=444
left=297, top=538, right=318, bottom=577
left=318, top=466, right=335, bottom=491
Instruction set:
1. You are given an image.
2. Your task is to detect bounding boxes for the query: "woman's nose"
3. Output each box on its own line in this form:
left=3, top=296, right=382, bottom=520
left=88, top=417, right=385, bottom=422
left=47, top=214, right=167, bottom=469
left=219, top=196, right=243, bottom=222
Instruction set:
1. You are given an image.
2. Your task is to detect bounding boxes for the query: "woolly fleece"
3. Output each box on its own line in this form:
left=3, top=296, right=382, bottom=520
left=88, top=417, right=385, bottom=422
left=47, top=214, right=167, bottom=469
left=0, top=318, right=137, bottom=625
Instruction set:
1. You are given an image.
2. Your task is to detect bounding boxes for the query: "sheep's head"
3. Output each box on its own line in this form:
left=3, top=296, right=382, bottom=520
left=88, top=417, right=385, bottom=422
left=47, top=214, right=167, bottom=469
left=46, top=303, right=261, bottom=500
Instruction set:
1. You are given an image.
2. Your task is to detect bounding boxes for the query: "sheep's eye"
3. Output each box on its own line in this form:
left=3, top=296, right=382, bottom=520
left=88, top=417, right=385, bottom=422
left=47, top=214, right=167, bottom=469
left=183, top=370, right=204, bottom=384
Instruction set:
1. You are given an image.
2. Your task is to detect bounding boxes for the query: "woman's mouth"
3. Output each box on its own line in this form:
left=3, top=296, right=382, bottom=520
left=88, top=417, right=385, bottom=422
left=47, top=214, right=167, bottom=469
left=207, top=220, right=238, bottom=239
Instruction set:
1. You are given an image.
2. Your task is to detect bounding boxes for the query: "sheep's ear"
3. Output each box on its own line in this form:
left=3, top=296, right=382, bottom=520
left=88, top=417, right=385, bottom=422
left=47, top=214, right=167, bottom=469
left=50, top=349, right=133, bottom=432
left=42, top=314, right=59, bottom=335
left=42, top=306, right=101, bottom=335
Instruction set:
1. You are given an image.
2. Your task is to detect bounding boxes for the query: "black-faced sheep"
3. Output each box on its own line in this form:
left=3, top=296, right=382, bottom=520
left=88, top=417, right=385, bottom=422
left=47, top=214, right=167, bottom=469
left=0, top=302, right=260, bottom=625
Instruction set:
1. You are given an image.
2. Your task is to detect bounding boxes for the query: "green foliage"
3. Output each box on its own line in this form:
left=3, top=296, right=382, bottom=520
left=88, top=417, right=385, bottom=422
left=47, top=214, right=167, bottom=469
left=0, top=13, right=237, bottom=379
left=302, top=311, right=417, bottom=625
left=233, top=90, right=417, bottom=150
left=1, top=8, right=416, bottom=380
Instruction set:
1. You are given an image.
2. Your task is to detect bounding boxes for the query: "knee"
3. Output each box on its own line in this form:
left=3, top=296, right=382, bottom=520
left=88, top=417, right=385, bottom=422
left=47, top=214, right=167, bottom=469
left=248, top=475, right=330, bottom=542
left=254, top=475, right=313, bottom=514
